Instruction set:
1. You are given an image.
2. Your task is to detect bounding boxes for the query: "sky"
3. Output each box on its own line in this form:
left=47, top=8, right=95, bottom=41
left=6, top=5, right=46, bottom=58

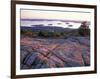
left=21, top=9, right=92, bottom=21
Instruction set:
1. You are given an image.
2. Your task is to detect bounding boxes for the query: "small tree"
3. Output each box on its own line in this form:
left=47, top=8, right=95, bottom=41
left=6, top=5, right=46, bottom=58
left=78, top=21, right=90, bottom=36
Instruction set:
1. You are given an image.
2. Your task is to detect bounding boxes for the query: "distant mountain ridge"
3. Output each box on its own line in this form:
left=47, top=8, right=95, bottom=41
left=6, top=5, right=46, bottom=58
left=21, top=19, right=85, bottom=23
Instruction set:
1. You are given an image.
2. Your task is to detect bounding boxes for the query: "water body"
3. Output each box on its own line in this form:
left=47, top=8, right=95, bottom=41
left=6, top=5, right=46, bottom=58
left=21, top=19, right=82, bottom=29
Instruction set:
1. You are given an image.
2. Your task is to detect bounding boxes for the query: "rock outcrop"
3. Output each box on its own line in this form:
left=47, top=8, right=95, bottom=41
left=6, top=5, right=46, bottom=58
left=20, top=36, right=90, bottom=69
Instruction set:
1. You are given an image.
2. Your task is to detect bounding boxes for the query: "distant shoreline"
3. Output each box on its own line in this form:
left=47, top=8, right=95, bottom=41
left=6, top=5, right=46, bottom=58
left=21, top=18, right=89, bottom=23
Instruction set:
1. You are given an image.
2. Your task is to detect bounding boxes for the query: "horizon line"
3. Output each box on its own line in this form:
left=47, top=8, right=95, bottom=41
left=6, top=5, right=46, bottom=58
left=21, top=18, right=90, bottom=23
